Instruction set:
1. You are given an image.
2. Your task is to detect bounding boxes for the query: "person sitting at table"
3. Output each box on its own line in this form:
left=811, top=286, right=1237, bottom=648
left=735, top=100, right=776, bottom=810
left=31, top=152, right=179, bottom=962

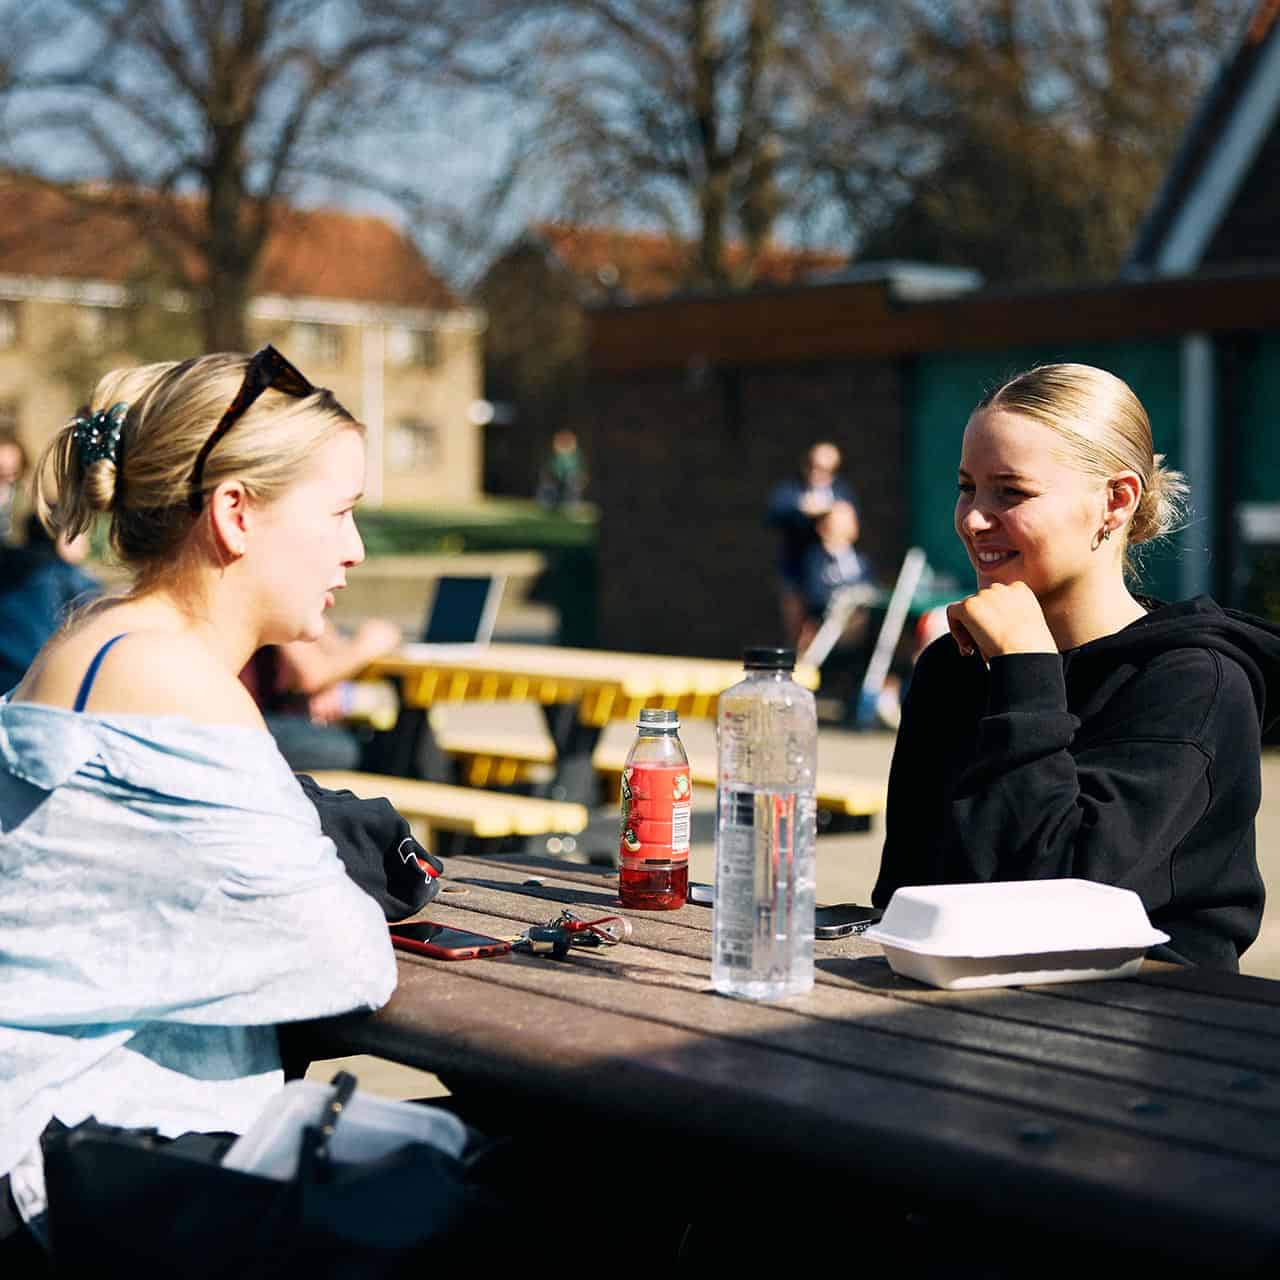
left=873, top=362, right=1276, bottom=972
left=0, top=347, right=398, bottom=1264
left=240, top=615, right=403, bottom=772
left=796, top=499, right=901, bottom=727
left=0, top=512, right=101, bottom=695
left=796, top=499, right=873, bottom=656
left=765, top=440, right=858, bottom=648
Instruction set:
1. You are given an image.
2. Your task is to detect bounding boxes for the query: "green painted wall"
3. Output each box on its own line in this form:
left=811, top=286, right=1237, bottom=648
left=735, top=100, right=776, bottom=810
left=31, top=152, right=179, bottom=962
left=1237, top=334, right=1280, bottom=505
left=910, top=342, right=1186, bottom=603
left=1231, top=334, right=1280, bottom=620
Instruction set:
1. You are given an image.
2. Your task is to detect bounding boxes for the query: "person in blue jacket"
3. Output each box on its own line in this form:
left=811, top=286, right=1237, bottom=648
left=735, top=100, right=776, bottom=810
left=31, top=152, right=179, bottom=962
left=0, top=513, right=100, bottom=693
left=765, top=440, right=858, bottom=647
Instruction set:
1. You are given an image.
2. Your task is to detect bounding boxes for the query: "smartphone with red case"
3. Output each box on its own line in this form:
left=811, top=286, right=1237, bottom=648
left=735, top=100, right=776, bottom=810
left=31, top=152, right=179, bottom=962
left=389, top=921, right=512, bottom=960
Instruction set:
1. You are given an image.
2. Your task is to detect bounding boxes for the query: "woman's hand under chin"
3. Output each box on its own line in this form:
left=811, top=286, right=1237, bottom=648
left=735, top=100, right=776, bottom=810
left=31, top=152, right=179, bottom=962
left=946, top=581, right=1058, bottom=661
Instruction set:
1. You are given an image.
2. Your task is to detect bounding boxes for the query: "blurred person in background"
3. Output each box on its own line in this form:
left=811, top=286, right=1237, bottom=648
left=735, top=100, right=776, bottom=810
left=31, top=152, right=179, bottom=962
left=797, top=499, right=873, bottom=655
left=766, top=441, right=858, bottom=648
left=0, top=513, right=99, bottom=694
left=0, top=430, right=27, bottom=544
left=535, top=428, right=587, bottom=511
left=799, top=499, right=902, bottom=726
left=240, top=616, right=402, bottom=772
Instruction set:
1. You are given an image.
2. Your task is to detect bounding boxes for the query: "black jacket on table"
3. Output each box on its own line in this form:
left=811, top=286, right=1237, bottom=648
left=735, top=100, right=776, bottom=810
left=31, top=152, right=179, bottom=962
left=872, top=596, right=1279, bottom=971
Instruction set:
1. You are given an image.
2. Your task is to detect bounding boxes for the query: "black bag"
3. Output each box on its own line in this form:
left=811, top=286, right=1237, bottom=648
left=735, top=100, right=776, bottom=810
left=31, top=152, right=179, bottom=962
left=297, top=774, right=444, bottom=921
left=43, top=1073, right=501, bottom=1279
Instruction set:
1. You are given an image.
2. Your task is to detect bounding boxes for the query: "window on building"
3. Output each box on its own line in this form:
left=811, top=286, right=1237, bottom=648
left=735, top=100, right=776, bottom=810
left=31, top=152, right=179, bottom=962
left=292, top=322, right=344, bottom=367
left=387, top=325, right=439, bottom=368
left=388, top=419, right=440, bottom=471
left=0, top=302, right=18, bottom=349
left=75, top=306, right=128, bottom=353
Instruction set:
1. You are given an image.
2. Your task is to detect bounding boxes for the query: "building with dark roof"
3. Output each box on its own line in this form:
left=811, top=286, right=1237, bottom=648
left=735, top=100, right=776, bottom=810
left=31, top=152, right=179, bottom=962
left=579, top=3, right=1280, bottom=660
left=1127, top=1, right=1280, bottom=276
left=475, top=220, right=847, bottom=497
left=0, top=180, right=484, bottom=510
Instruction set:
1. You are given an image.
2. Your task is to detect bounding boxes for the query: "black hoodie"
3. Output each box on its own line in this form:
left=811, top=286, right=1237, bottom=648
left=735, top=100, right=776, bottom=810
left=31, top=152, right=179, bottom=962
left=873, top=597, right=1280, bottom=971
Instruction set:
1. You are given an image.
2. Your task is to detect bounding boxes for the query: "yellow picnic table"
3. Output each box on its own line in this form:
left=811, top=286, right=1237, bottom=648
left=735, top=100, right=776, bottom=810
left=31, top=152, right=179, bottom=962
left=360, top=643, right=822, bottom=805
left=365, top=642, right=819, bottom=726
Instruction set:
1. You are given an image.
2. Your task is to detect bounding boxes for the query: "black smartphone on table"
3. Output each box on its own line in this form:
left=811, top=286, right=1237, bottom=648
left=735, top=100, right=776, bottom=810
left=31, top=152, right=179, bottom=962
left=389, top=921, right=512, bottom=960
left=688, top=886, right=880, bottom=936
left=814, top=904, right=882, bottom=939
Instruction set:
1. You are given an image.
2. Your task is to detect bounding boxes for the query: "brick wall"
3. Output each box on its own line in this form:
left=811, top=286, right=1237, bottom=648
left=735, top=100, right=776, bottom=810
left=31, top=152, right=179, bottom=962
left=587, top=358, right=906, bottom=658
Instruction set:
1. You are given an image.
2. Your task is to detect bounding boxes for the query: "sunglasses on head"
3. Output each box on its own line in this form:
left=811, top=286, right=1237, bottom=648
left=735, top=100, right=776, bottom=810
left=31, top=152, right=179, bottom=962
left=187, top=344, right=315, bottom=513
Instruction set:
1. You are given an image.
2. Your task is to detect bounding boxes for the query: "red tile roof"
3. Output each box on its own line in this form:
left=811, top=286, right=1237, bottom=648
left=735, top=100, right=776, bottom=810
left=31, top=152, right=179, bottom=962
left=0, top=178, right=458, bottom=309
left=531, top=220, right=846, bottom=301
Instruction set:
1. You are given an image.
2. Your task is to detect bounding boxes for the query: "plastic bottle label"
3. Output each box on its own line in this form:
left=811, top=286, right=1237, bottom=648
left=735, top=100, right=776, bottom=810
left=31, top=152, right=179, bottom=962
left=620, top=763, right=692, bottom=867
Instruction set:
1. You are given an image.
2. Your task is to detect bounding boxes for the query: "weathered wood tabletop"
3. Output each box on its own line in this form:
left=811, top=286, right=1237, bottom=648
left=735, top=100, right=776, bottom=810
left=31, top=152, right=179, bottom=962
left=309, top=854, right=1280, bottom=1272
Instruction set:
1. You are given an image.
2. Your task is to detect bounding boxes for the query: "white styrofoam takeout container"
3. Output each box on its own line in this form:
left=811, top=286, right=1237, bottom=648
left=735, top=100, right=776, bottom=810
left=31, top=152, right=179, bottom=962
left=221, top=1080, right=467, bottom=1180
left=862, top=879, right=1170, bottom=990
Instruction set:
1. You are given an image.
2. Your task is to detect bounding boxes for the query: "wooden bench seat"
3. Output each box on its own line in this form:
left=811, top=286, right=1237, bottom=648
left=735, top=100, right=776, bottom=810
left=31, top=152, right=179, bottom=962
left=308, top=770, right=588, bottom=856
left=426, top=705, right=555, bottom=788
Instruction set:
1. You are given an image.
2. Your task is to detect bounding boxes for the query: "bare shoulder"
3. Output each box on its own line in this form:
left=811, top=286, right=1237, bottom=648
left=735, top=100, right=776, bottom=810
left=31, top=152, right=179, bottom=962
left=23, top=626, right=266, bottom=728
left=92, top=632, right=265, bottom=726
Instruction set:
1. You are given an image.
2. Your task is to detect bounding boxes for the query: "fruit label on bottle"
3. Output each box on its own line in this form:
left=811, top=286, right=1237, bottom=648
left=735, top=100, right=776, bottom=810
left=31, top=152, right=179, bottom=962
left=620, top=763, right=691, bottom=867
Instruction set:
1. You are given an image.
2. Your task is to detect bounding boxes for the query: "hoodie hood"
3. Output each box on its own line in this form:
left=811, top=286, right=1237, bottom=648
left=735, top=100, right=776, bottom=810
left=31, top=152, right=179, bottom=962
left=1072, top=596, right=1280, bottom=736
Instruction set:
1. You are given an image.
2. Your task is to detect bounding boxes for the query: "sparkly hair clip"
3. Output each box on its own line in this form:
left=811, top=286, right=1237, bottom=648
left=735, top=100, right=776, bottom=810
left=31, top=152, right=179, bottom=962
left=71, top=402, right=129, bottom=470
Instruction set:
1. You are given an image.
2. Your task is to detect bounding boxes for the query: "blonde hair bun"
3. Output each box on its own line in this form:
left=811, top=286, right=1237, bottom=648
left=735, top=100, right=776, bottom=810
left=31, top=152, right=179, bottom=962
left=34, top=352, right=359, bottom=576
left=977, top=362, right=1188, bottom=550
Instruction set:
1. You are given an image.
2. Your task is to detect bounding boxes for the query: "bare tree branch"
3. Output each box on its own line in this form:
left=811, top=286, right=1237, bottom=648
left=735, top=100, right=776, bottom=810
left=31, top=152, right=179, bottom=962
left=0, top=0, right=505, bottom=347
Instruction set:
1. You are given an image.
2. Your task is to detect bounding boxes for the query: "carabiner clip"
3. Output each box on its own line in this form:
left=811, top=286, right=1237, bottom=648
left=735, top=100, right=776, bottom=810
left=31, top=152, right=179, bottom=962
left=512, top=908, right=633, bottom=959
left=549, top=908, right=633, bottom=947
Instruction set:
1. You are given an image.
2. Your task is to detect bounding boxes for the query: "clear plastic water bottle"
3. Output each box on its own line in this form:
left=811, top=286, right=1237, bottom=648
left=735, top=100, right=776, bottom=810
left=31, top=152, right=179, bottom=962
left=712, top=646, right=817, bottom=999
left=618, top=708, right=692, bottom=910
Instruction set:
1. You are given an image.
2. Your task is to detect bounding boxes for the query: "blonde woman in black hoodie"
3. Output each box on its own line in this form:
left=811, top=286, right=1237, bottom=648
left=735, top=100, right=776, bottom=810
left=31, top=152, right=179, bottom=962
left=873, top=363, right=1277, bottom=970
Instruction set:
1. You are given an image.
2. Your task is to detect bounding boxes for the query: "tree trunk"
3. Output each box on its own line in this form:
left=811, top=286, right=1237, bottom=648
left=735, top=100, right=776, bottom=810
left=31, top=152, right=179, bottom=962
left=198, top=2, right=269, bottom=352
left=202, top=265, right=253, bottom=352
left=735, top=0, right=778, bottom=284
left=691, top=0, right=730, bottom=288
left=201, top=150, right=255, bottom=352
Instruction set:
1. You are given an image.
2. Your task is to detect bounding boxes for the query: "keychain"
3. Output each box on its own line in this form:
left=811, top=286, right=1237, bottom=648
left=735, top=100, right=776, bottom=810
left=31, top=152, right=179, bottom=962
left=511, top=908, right=633, bottom=959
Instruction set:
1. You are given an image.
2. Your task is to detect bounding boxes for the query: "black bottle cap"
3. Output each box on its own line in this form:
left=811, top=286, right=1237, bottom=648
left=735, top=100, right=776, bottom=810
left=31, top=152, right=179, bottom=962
left=742, top=646, right=796, bottom=671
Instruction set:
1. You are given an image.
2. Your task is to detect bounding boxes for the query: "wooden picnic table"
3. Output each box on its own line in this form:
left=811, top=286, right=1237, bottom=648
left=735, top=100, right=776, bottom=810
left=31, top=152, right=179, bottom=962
left=363, top=643, right=820, bottom=803
left=306, top=854, right=1280, bottom=1274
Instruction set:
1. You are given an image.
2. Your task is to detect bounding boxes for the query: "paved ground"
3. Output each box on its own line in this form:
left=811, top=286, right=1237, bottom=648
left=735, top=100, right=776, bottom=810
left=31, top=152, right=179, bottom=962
left=310, top=711, right=1280, bottom=1098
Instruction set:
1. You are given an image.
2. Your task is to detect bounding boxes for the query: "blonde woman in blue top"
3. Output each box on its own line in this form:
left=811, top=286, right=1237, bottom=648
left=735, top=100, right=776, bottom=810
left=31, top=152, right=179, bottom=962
left=0, top=349, right=397, bottom=1254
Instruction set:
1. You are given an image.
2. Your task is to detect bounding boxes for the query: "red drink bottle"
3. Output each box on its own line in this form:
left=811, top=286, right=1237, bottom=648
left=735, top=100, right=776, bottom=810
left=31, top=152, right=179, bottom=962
left=618, top=708, right=691, bottom=910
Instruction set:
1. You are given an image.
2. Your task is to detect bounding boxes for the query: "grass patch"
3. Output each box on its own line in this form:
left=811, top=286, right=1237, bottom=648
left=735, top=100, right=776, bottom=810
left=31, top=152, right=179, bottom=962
left=357, top=500, right=598, bottom=555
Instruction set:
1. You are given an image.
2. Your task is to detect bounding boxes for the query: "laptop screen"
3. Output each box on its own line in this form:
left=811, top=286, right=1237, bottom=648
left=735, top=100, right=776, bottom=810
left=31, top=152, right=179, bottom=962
left=422, top=576, right=503, bottom=644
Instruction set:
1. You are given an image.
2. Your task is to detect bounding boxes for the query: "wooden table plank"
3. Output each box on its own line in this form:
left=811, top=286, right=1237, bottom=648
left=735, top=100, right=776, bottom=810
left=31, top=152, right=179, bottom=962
left=1028, top=972, right=1280, bottom=1038
left=432, top=860, right=1280, bottom=1070
left=412, top=895, right=1280, bottom=1134
left=317, top=960, right=1280, bottom=1268
left=434, top=858, right=1280, bottom=1072
left=309, top=853, right=1280, bottom=1269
